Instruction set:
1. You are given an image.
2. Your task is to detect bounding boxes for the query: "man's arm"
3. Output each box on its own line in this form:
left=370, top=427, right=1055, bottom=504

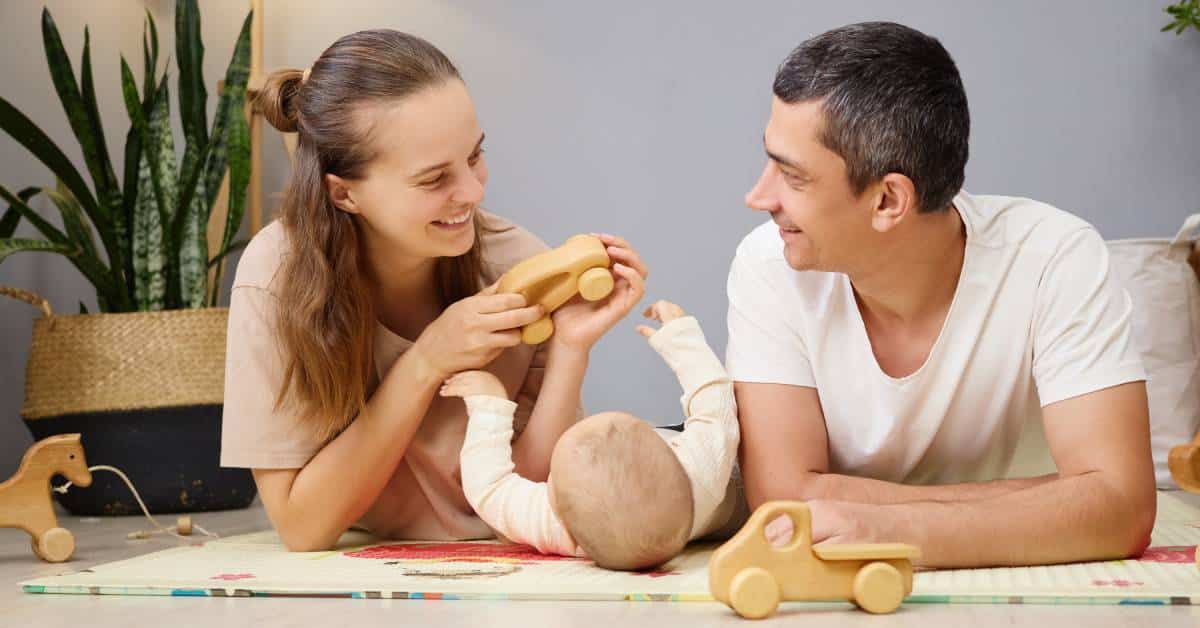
left=736, top=381, right=1054, bottom=509
left=741, top=381, right=1156, bottom=568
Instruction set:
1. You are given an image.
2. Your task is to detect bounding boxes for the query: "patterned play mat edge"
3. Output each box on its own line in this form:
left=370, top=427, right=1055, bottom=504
left=20, top=492, right=1200, bottom=606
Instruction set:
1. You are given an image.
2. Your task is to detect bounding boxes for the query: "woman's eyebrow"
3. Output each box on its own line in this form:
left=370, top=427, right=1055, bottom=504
left=410, top=133, right=486, bottom=178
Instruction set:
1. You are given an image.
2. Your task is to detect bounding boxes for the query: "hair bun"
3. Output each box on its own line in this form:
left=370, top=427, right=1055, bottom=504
left=256, top=68, right=304, bottom=133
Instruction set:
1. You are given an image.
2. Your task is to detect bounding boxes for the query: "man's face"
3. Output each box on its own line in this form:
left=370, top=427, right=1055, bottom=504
left=745, top=98, right=874, bottom=272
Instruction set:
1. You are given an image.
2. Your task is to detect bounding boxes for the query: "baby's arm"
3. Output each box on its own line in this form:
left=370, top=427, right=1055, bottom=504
left=638, top=302, right=740, bottom=535
left=441, top=372, right=580, bottom=556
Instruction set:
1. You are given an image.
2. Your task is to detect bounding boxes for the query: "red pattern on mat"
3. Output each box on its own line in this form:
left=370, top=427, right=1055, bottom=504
left=1136, top=546, right=1196, bottom=564
left=345, top=542, right=585, bottom=564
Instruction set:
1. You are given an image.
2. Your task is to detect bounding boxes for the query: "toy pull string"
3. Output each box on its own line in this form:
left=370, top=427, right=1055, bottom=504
left=54, top=465, right=218, bottom=541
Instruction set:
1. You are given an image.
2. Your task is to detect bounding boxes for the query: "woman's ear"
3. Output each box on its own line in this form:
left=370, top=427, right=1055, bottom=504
left=325, top=173, right=360, bottom=214
left=870, top=173, right=918, bottom=233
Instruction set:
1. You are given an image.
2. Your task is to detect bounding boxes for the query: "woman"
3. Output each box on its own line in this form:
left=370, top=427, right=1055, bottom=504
left=220, top=29, right=647, bottom=551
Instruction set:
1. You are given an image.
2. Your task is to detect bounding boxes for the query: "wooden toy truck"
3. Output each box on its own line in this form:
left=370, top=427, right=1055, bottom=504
left=709, top=501, right=920, bottom=618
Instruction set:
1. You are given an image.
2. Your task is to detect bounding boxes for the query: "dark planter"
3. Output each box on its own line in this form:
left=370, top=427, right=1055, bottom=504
left=24, top=405, right=255, bottom=515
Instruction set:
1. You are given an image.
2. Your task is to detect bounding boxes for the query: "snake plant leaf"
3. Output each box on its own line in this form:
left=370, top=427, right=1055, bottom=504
left=0, top=96, right=98, bottom=226
left=43, top=183, right=125, bottom=310
left=204, top=11, right=252, bottom=212
left=45, top=182, right=101, bottom=267
left=176, top=0, right=208, bottom=153
left=122, top=58, right=180, bottom=309
left=207, top=238, right=248, bottom=269
left=40, top=9, right=115, bottom=229
left=144, top=9, right=160, bottom=104
left=0, top=184, right=67, bottom=245
left=79, top=25, right=126, bottom=290
left=0, top=238, right=76, bottom=264
left=132, top=141, right=166, bottom=310
left=175, top=141, right=211, bottom=308
left=0, top=187, right=40, bottom=238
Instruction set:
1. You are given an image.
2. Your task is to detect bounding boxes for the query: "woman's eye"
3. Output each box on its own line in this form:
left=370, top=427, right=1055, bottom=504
left=468, top=149, right=485, bottom=165
left=421, top=173, right=446, bottom=187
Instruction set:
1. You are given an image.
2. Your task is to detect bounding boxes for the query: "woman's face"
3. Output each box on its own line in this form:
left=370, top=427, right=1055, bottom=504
left=333, top=79, right=488, bottom=262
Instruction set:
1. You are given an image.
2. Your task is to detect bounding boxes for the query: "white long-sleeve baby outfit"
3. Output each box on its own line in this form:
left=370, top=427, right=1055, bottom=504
left=458, top=316, right=739, bottom=556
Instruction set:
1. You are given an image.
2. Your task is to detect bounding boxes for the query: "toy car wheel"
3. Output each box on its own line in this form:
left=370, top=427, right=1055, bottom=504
left=36, top=527, right=75, bottom=563
left=852, top=561, right=904, bottom=614
left=729, top=566, right=780, bottom=619
left=578, top=267, right=614, bottom=302
left=521, top=317, right=555, bottom=345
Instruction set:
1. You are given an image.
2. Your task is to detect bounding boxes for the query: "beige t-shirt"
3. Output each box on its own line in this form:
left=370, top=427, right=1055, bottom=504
left=220, top=210, right=556, bottom=541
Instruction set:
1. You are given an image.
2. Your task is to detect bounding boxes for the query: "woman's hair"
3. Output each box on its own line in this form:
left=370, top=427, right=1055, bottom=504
left=256, top=29, right=488, bottom=440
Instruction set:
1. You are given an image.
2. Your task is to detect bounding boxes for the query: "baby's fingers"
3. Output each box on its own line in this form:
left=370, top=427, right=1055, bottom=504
left=636, top=325, right=656, bottom=339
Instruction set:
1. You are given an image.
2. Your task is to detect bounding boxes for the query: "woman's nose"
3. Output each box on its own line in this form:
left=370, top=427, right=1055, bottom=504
left=454, top=169, right=485, bottom=206
left=745, top=164, right=779, bottom=213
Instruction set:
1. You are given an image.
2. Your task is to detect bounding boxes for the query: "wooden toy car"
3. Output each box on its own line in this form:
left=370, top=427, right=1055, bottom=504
left=1169, top=441, right=1200, bottom=494
left=708, top=501, right=920, bottom=618
left=0, top=434, right=92, bottom=562
left=497, top=234, right=614, bottom=344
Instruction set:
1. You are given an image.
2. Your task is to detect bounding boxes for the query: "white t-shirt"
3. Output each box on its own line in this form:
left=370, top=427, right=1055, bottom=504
left=725, top=191, right=1146, bottom=484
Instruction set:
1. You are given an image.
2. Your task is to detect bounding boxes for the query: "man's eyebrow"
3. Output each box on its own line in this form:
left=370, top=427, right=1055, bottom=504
left=763, top=135, right=809, bottom=177
left=766, top=148, right=810, bottom=179
left=411, top=133, right=486, bottom=178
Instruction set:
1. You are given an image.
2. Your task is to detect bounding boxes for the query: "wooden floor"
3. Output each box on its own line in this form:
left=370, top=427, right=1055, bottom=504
left=5, top=500, right=1200, bottom=627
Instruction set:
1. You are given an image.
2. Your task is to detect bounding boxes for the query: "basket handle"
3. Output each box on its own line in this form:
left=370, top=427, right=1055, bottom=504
left=0, top=285, right=54, bottom=318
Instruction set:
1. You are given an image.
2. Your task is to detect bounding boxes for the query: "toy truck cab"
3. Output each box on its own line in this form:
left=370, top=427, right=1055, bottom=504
left=709, top=501, right=920, bottom=618
left=497, top=234, right=614, bottom=345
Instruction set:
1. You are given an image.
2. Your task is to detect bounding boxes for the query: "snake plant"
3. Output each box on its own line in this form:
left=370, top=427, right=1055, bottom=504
left=0, top=1, right=253, bottom=312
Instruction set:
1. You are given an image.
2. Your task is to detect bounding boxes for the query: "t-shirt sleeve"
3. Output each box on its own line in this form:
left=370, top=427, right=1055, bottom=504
left=220, top=285, right=325, bottom=469
left=1032, top=227, right=1146, bottom=406
left=724, top=253, right=816, bottom=387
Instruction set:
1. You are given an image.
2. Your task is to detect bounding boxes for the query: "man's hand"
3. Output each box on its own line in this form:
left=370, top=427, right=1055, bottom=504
left=764, top=501, right=888, bottom=548
left=440, top=370, right=508, bottom=399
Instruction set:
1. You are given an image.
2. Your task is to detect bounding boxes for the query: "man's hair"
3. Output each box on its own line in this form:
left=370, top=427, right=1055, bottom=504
left=773, top=21, right=969, bottom=213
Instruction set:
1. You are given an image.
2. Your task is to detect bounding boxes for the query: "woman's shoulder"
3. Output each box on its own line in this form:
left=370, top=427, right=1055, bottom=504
left=479, top=210, right=551, bottom=280
left=231, top=219, right=289, bottom=293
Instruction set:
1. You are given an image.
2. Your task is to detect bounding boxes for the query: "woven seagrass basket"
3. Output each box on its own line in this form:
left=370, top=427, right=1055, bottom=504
left=4, top=286, right=255, bottom=515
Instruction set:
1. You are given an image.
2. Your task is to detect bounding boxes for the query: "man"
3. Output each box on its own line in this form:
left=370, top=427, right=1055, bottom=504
left=726, top=21, right=1155, bottom=568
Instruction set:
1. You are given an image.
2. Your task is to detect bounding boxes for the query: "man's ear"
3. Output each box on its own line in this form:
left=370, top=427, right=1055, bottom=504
left=870, top=173, right=918, bottom=233
left=325, top=173, right=360, bottom=214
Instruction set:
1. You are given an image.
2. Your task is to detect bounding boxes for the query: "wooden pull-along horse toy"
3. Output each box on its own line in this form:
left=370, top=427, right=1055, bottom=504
left=0, top=434, right=91, bottom=562
left=497, top=234, right=614, bottom=345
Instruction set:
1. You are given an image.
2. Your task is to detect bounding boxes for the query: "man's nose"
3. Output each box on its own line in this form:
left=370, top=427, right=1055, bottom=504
left=745, top=164, right=780, bottom=213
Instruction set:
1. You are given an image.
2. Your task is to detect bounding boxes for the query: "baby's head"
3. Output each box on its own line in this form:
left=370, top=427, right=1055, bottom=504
left=548, top=412, right=692, bottom=571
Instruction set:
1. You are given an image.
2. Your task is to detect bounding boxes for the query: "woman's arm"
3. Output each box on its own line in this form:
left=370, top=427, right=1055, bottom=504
left=510, top=341, right=588, bottom=481
left=254, top=287, right=545, bottom=551
left=254, top=347, right=443, bottom=551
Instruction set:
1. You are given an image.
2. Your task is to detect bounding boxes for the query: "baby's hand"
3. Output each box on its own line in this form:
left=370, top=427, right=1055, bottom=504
left=440, top=370, right=507, bottom=399
left=636, top=300, right=688, bottom=339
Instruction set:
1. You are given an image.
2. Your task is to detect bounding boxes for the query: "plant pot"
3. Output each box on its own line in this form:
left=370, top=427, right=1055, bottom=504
left=5, top=286, right=255, bottom=515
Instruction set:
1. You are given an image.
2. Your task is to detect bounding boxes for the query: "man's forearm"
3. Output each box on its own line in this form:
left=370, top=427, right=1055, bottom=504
left=797, top=471, right=1057, bottom=505
left=510, top=342, right=588, bottom=481
left=884, top=473, right=1154, bottom=568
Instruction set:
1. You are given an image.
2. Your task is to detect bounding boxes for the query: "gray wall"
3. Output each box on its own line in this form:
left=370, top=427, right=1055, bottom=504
left=2, top=1, right=1198, bottom=478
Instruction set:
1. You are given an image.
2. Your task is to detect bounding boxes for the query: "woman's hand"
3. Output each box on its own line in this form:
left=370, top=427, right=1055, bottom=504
left=549, top=233, right=648, bottom=352
left=412, top=282, right=545, bottom=380
left=440, top=370, right=508, bottom=399
left=635, top=299, right=687, bottom=339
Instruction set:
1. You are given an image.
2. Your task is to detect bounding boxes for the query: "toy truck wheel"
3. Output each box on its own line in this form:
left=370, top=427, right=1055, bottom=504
left=729, top=567, right=780, bottom=619
left=578, top=267, right=615, bottom=302
left=852, top=561, right=904, bottom=614
left=522, top=317, right=555, bottom=345
left=36, top=527, right=75, bottom=563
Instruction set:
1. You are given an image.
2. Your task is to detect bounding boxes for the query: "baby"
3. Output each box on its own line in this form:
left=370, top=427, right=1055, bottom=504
left=440, top=300, right=743, bottom=570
